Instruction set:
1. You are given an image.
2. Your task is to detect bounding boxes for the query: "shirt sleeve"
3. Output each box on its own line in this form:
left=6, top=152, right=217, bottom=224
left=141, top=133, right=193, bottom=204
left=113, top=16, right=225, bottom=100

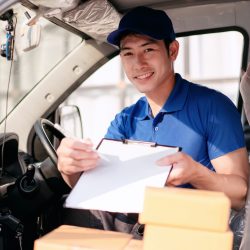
left=206, top=91, right=245, bottom=160
left=104, top=112, right=126, bottom=140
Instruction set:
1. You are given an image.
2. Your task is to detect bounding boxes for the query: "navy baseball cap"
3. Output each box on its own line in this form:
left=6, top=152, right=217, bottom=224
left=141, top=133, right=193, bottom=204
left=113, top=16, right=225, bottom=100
left=107, top=6, right=176, bottom=46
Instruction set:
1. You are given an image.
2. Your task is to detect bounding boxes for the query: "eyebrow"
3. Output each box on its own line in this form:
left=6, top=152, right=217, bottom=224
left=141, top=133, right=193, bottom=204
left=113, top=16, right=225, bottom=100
left=120, top=39, right=158, bottom=52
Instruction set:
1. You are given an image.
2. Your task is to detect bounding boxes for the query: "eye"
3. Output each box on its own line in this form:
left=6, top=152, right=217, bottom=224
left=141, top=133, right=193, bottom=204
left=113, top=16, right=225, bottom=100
left=125, top=52, right=133, bottom=56
left=120, top=51, right=133, bottom=57
left=144, top=48, right=154, bottom=53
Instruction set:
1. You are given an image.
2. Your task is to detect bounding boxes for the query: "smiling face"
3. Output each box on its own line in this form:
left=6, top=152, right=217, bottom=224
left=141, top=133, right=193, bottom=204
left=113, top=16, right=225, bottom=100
left=119, top=34, right=179, bottom=101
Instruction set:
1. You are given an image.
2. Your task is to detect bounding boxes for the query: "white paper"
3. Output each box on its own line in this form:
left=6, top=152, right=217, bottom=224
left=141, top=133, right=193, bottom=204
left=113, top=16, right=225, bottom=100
left=64, top=139, right=179, bottom=213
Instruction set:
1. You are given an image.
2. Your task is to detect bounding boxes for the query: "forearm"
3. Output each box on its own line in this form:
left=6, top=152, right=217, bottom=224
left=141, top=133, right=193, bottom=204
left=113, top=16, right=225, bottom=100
left=191, top=165, right=248, bottom=210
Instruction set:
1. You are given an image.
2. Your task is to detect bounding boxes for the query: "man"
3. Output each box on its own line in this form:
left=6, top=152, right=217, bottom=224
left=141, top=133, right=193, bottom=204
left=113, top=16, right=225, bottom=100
left=57, top=6, right=249, bottom=236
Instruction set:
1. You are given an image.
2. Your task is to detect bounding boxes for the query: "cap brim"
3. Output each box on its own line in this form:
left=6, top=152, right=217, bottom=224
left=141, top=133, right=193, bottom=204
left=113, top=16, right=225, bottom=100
left=107, top=28, right=165, bottom=46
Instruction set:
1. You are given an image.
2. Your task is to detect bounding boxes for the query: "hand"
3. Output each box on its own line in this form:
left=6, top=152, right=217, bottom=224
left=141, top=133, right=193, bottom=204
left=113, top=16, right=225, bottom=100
left=56, top=137, right=100, bottom=185
left=156, top=152, right=200, bottom=186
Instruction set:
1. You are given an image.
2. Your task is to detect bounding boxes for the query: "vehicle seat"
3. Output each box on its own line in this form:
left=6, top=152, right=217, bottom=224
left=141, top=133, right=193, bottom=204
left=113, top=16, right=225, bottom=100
left=238, top=63, right=250, bottom=250
left=239, top=177, right=250, bottom=250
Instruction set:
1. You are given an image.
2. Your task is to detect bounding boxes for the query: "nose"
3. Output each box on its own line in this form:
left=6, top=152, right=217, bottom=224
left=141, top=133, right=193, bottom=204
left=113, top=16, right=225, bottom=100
left=134, top=53, right=147, bottom=69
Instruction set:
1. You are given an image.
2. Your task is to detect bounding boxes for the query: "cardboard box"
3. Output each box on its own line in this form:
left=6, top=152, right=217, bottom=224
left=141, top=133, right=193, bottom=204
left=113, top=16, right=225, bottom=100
left=34, top=225, right=132, bottom=250
left=139, top=187, right=231, bottom=231
left=143, top=224, right=233, bottom=250
left=124, top=239, right=143, bottom=250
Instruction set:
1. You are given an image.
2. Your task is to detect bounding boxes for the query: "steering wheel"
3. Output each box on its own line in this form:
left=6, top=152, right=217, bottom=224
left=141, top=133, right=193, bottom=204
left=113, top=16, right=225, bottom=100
left=34, top=118, right=66, bottom=165
left=7, top=118, right=70, bottom=219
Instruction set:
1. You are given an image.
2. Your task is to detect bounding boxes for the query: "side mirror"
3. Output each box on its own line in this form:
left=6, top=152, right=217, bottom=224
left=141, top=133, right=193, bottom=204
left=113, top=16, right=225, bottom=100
left=55, top=105, right=83, bottom=139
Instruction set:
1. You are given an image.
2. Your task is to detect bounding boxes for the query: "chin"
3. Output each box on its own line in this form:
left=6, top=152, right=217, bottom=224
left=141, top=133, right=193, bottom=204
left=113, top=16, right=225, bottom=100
left=134, top=84, right=152, bottom=93
left=137, top=88, right=153, bottom=95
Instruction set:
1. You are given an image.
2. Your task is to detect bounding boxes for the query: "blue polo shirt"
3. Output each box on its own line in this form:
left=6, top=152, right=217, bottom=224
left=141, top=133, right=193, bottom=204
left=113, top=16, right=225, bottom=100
left=105, top=74, right=245, bottom=185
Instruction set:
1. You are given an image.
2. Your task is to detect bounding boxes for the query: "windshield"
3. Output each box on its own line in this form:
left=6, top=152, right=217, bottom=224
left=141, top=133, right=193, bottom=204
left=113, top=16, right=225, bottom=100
left=0, top=3, right=82, bottom=123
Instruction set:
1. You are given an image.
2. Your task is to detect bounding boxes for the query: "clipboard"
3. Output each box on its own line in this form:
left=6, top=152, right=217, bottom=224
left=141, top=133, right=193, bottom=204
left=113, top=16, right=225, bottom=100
left=64, top=139, right=180, bottom=213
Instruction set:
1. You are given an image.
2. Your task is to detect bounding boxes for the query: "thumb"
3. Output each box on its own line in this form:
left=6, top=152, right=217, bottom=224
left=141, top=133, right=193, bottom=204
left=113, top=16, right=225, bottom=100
left=156, top=153, right=177, bottom=166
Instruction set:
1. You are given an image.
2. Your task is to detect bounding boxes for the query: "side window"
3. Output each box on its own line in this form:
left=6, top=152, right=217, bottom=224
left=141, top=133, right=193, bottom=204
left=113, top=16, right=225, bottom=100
left=176, top=31, right=243, bottom=104
left=63, top=30, right=244, bottom=146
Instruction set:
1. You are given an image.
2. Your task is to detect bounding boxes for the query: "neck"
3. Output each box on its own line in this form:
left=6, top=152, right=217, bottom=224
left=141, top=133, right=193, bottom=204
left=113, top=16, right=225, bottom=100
left=146, top=73, right=176, bottom=117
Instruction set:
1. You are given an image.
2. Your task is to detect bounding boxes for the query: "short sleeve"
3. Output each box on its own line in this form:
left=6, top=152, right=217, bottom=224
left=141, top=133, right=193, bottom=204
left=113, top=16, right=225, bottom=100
left=206, top=91, right=245, bottom=159
left=104, top=112, right=126, bottom=140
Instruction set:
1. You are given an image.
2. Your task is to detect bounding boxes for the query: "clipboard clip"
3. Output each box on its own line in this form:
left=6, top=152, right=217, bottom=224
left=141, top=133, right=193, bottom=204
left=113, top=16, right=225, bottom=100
left=122, top=139, right=157, bottom=147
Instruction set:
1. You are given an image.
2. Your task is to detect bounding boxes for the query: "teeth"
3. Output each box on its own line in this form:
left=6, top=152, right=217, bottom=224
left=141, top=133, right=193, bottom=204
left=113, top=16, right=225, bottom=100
left=136, top=72, right=152, bottom=79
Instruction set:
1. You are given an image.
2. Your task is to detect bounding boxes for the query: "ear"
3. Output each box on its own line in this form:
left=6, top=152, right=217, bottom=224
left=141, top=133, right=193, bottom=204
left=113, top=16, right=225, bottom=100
left=169, top=40, right=179, bottom=60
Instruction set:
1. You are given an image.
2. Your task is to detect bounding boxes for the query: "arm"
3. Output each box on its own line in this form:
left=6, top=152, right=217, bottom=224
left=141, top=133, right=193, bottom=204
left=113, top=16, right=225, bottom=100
left=193, top=147, right=249, bottom=210
left=157, top=147, right=249, bottom=210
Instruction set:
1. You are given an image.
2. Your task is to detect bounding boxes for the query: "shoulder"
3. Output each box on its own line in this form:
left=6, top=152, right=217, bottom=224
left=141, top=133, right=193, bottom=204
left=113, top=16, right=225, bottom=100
left=183, top=79, right=242, bottom=135
left=188, top=81, right=225, bottom=99
left=183, top=80, right=244, bottom=158
left=187, top=80, right=236, bottom=111
left=174, top=74, right=235, bottom=110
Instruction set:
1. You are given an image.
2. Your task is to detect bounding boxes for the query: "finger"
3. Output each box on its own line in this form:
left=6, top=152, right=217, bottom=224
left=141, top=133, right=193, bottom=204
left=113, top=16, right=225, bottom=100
left=61, top=137, right=94, bottom=152
left=166, top=173, right=182, bottom=186
left=165, top=181, right=175, bottom=187
left=166, top=171, right=176, bottom=186
left=58, top=149, right=100, bottom=168
left=81, top=138, right=93, bottom=145
left=58, top=157, right=98, bottom=175
left=59, top=146, right=99, bottom=161
left=156, top=152, right=183, bottom=166
left=57, top=139, right=95, bottom=159
left=167, top=179, right=181, bottom=186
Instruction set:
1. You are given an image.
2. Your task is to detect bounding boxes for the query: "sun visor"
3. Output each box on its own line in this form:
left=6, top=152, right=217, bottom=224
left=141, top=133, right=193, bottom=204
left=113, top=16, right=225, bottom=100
left=61, top=0, right=121, bottom=42
left=29, top=0, right=121, bottom=43
left=28, top=0, right=81, bottom=12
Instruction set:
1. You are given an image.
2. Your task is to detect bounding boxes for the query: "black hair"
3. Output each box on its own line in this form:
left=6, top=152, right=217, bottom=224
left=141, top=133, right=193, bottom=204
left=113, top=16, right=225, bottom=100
left=119, top=33, right=172, bottom=56
left=164, top=40, right=171, bottom=55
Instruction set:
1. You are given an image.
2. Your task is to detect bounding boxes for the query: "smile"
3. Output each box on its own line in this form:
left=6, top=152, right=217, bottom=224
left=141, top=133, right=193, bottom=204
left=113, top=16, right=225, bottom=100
left=135, top=72, right=154, bottom=79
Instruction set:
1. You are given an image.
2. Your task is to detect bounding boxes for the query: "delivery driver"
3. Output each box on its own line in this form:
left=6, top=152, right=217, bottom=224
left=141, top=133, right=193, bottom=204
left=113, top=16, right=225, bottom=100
left=56, top=6, right=249, bottom=238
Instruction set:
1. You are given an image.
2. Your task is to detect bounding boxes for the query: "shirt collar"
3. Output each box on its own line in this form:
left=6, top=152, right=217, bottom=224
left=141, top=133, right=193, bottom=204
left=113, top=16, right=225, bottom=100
left=135, top=73, right=190, bottom=120
left=135, top=97, right=151, bottom=120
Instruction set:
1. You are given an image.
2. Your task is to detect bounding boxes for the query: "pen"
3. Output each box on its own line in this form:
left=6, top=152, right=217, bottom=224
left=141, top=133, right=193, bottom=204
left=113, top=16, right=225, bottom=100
left=54, top=123, right=77, bottom=139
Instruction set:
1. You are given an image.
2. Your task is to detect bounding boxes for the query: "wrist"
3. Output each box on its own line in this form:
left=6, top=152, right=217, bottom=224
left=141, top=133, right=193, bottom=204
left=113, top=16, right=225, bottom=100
left=190, top=162, right=212, bottom=188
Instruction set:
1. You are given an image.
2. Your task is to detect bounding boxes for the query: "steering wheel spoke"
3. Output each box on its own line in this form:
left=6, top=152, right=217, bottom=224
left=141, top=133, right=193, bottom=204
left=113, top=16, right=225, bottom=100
left=34, top=118, right=65, bottom=165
